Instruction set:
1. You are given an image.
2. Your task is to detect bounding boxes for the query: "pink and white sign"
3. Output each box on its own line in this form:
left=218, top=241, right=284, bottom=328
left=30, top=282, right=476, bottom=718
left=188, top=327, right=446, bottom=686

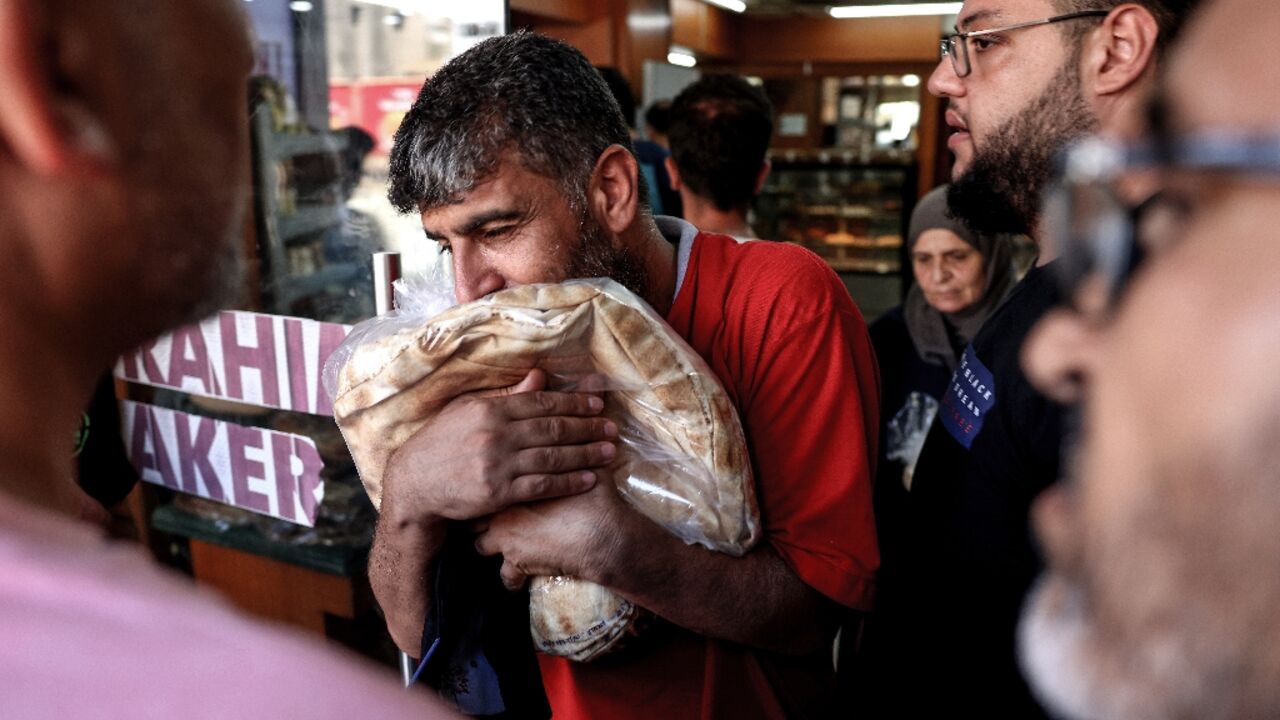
left=121, top=401, right=326, bottom=526
left=115, top=311, right=351, bottom=417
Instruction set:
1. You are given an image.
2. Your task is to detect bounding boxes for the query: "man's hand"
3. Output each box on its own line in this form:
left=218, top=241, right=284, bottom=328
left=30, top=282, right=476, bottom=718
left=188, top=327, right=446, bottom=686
left=473, top=474, right=637, bottom=590
left=381, top=368, right=618, bottom=524
left=369, top=368, right=619, bottom=656
left=474, top=483, right=840, bottom=656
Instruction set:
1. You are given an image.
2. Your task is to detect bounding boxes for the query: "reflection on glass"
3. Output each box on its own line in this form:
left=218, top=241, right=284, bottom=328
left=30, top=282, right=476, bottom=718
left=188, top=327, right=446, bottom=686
left=147, top=0, right=506, bottom=548
left=244, top=0, right=506, bottom=328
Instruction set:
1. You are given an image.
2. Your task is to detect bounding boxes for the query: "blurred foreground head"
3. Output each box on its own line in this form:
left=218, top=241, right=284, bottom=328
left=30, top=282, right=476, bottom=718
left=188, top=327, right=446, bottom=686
left=1019, top=1, right=1280, bottom=718
left=0, top=0, right=254, bottom=363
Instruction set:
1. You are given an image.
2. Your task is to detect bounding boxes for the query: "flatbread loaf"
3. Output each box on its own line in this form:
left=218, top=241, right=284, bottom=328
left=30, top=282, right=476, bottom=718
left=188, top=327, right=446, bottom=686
left=332, top=279, right=759, bottom=661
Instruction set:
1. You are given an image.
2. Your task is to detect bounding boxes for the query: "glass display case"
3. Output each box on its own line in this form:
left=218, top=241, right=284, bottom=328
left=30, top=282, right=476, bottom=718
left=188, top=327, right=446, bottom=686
left=754, top=155, right=915, bottom=321
left=756, top=154, right=913, bottom=274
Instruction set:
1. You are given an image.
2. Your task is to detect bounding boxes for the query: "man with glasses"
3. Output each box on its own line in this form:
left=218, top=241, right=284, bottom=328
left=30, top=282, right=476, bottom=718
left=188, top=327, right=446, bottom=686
left=877, top=0, right=1201, bottom=715
left=1019, top=1, right=1280, bottom=717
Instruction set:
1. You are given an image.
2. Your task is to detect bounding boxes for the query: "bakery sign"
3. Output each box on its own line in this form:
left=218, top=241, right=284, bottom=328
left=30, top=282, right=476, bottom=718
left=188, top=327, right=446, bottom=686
left=114, top=311, right=352, bottom=526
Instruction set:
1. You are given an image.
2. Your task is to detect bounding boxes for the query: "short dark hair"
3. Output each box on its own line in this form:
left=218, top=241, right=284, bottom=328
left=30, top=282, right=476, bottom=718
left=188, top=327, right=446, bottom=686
left=596, top=67, right=638, bottom=130
left=1051, top=0, right=1204, bottom=51
left=387, top=31, right=641, bottom=215
left=667, top=74, right=774, bottom=213
left=644, top=100, right=672, bottom=135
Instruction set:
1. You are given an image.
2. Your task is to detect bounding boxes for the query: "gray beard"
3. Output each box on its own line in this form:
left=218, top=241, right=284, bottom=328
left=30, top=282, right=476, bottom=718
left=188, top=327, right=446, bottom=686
left=948, top=58, right=1099, bottom=237
left=1019, top=573, right=1219, bottom=720
left=565, top=208, right=651, bottom=303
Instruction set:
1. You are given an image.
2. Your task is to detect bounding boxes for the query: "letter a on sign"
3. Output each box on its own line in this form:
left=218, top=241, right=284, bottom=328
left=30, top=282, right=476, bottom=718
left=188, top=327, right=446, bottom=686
left=120, top=401, right=327, bottom=526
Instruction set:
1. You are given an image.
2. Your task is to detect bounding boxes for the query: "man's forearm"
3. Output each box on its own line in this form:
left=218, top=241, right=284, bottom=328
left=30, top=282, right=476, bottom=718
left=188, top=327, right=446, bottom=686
left=597, top=520, right=842, bottom=656
left=368, top=510, right=447, bottom=657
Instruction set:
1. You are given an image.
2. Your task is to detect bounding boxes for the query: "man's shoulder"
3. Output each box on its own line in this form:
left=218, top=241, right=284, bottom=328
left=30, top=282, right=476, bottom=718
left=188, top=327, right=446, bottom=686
left=970, top=263, right=1063, bottom=362
left=692, top=233, right=842, bottom=297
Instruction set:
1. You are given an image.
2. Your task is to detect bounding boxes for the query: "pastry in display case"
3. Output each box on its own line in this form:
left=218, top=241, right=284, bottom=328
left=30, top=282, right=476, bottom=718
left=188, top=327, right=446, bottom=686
left=754, top=154, right=914, bottom=275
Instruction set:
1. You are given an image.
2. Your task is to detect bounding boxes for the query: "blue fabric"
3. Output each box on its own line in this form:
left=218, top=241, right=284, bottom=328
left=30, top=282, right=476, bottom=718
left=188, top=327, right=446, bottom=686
left=640, top=163, right=664, bottom=215
left=414, top=532, right=550, bottom=718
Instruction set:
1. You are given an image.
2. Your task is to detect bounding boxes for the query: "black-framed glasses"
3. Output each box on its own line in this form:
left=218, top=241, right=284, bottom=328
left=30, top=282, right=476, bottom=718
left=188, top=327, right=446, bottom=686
left=940, top=10, right=1109, bottom=78
left=1044, top=131, right=1280, bottom=310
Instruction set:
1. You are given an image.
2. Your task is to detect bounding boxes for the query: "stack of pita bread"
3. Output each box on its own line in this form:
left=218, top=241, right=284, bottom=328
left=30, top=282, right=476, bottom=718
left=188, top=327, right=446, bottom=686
left=333, top=279, right=759, bottom=661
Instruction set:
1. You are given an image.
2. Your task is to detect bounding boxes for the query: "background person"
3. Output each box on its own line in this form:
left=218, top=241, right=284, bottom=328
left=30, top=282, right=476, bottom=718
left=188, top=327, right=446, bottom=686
left=598, top=66, right=682, bottom=218
left=873, top=185, right=1016, bottom=488
left=643, top=99, right=672, bottom=149
left=665, top=73, right=774, bottom=240
left=843, top=184, right=1015, bottom=711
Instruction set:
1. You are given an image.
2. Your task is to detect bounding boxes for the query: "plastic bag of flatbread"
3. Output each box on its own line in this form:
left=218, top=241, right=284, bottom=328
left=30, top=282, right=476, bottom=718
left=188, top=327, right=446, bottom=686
left=324, top=275, right=760, bottom=662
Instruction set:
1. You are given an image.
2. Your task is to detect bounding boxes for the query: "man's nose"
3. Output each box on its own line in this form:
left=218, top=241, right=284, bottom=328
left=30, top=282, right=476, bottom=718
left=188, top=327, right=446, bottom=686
left=928, top=57, right=963, bottom=99
left=451, top=248, right=504, bottom=304
left=1022, top=308, right=1102, bottom=405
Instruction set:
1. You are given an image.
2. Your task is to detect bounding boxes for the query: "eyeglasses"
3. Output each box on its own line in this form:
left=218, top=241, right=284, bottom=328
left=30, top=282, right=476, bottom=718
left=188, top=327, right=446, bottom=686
left=1044, top=131, right=1280, bottom=311
left=940, top=10, right=1110, bottom=78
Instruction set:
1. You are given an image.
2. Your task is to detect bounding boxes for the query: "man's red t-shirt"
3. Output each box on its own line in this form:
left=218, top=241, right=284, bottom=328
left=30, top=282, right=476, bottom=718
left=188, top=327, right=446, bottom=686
left=539, top=225, right=881, bottom=719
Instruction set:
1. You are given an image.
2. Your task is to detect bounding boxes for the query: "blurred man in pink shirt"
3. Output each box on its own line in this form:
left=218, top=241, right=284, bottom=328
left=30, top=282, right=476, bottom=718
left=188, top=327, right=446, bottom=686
left=0, top=1, right=453, bottom=716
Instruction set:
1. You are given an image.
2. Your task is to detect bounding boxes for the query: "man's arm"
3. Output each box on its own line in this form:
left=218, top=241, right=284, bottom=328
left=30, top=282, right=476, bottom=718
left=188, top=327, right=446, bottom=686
left=611, top=522, right=843, bottom=655
left=369, top=505, right=447, bottom=656
left=476, top=489, right=840, bottom=655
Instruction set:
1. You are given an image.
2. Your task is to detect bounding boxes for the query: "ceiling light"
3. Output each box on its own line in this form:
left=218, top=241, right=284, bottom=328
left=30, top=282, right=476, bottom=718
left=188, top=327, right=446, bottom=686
left=828, top=3, right=962, bottom=19
left=288, top=0, right=313, bottom=11
left=628, top=13, right=672, bottom=31
left=902, top=74, right=921, bottom=87
left=702, top=0, right=747, bottom=12
left=667, top=49, right=697, bottom=68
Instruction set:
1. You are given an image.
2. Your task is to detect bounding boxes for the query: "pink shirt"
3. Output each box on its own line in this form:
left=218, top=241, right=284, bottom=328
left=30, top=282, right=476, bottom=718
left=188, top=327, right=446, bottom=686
left=0, top=492, right=455, bottom=719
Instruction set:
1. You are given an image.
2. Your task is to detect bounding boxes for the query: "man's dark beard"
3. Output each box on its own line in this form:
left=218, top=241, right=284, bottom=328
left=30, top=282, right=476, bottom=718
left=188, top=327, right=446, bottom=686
left=949, top=58, right=1099, bottom=237
left=565, top=207, right=652, bottom=302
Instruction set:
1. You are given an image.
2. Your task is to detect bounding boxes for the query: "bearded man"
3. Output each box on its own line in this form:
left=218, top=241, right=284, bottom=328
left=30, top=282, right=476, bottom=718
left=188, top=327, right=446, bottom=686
left=370, top=31, right=881, bottom=719
left=868, top=0, right=1202, bottom=716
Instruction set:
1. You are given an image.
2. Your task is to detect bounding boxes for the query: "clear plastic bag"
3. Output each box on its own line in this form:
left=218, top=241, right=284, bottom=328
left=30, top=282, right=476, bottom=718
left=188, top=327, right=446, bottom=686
left=886, top=391, right=939, bottom=492
left=323, top=274, right=760, bottom=662
left=325, top=275, right=760, bottom=556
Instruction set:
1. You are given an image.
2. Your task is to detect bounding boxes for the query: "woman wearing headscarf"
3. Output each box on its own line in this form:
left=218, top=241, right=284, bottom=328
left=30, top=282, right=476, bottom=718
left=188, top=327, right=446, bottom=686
left=872, top=184, right=1016, bottom=489
left=839, top=185, right=1016, bottom=710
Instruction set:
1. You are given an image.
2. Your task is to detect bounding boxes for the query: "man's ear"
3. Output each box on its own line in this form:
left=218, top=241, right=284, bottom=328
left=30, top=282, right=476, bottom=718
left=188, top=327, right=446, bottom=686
left=1085, top=4, right=1160, bottom=97
left=589, top=144, right=640, bottom=235
left=664, top=155, right=683, bottom=192
left=0, top=0, right=115, bottom=175
left=753, top=159, right=771, bottom=196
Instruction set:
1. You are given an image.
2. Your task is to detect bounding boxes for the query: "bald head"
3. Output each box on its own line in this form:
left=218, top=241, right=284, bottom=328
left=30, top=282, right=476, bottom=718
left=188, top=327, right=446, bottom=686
left=1165, top=0, right=1279, bottom=132
left=0, top=0, right=254, bottom=358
